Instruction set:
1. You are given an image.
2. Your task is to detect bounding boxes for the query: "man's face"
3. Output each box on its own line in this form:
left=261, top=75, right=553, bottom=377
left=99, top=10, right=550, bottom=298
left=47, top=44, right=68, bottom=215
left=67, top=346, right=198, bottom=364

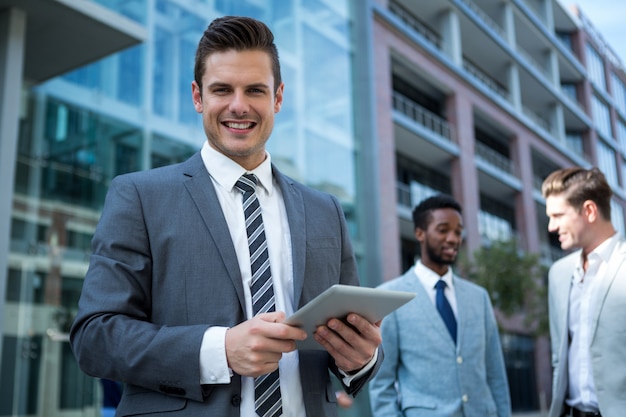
left=545, top=194, right=588, bottom=251
left=192, top=49, right=283, bottom=170
left=416, top=208, right=463, bottom=272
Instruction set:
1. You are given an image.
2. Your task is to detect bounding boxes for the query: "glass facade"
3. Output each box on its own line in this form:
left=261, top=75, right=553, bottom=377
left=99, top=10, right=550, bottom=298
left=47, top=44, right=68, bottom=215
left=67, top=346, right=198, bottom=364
left=612, top=72, right=626, bottom=116
left=591, top=94, right=613, bottom=139
left=3, top=1, right=364, bottom=416
left=586, top=42, right=606, bottom=91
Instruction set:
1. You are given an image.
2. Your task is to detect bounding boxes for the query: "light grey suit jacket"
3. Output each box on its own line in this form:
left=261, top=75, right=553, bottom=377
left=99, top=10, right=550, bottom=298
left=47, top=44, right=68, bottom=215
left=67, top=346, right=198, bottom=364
left=70, top=153, right=381, bottom=417
left=369, top=267, right=511, bottom=417
left=547, top=236, right=626, bottom=417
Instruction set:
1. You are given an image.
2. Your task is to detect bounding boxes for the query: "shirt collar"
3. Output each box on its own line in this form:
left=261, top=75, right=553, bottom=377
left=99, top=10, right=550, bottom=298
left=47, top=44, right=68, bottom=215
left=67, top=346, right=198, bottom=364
left=575, top=232, right=619, bottom=270
left=414, top=260, right=454, bottom=290
left=200, top=141, right=274, bottom=195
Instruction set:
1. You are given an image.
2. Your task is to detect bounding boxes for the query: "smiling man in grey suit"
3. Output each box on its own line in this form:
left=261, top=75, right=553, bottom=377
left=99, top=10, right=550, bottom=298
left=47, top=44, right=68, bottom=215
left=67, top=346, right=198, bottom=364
left=70, top=16, right=382, bottom=417
left=369, top=194, right=511, bottom=417
left=542, top=167, right=626, bottom=417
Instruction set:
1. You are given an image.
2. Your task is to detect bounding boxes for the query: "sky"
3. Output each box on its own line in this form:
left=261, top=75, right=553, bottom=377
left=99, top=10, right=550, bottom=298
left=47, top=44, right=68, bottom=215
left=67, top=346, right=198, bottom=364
left=560, top=0, right=626, bottom=67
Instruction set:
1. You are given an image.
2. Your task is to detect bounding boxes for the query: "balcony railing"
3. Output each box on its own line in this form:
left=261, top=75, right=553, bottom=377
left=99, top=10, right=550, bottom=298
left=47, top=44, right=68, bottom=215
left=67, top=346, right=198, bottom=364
left=463, top=58, right=509, bottom=101
left=516, top=45, right=551, bottom=81
left=522, top=105, right=552, bottom=133
left=397, top=181, right=439, bottom=210
left=459, top=0, right=506, bottom=40
left=388, top=0, right=441, bottom=49
left=475, top=141, right=514, bottom=175
left=392, top=92, right=455, bottom=143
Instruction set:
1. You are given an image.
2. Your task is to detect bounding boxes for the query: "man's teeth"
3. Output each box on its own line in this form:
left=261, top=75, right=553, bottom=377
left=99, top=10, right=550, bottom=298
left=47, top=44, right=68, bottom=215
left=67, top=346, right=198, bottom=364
left=226, top=122, right=252, bottom=129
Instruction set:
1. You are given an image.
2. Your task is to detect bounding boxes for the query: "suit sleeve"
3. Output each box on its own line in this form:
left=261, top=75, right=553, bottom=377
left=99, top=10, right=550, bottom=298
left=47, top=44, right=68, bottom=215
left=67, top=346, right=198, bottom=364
left=368, top=310, right=402, bottom=417
left=69, top=175, right=209, bottom=402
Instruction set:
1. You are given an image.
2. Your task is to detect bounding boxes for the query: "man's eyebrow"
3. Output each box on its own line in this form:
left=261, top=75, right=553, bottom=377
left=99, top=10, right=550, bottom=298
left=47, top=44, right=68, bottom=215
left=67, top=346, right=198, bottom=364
left=207, top=82, right=232, bottom=89
left=246, top=82, right=271, bottom=90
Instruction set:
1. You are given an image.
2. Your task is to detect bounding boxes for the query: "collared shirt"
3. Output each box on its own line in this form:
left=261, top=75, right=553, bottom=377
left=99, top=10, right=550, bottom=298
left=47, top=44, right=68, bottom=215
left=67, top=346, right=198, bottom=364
left=414, top=260, right=458, bottom=316
left=566, top=233, right=619, bottom=412
left=198, top=142, right=304, bottom=416
left=196, top=142, right=372, bottom=416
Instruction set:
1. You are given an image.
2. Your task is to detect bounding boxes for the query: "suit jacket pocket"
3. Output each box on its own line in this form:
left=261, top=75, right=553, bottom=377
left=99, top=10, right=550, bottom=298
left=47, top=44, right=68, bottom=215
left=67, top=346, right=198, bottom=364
left=117, top=386, right=187, bottom=416
left=401, top=396, right=436, bottom=417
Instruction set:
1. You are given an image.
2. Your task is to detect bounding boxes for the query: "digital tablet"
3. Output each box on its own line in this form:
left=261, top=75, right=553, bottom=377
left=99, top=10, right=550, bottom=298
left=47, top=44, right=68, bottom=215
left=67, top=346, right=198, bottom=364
left=284, top=284, right=416, bottom=350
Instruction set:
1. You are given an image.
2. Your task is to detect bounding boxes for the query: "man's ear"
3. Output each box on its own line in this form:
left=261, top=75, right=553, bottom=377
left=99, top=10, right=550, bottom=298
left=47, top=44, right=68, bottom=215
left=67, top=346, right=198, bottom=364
left=192, top=81, right=203, bottom=113
left=274, top=82, right=284, bottom=113
left=582, top=200, right=598, bottom=223
left=414, top=228, right=425, bottom=243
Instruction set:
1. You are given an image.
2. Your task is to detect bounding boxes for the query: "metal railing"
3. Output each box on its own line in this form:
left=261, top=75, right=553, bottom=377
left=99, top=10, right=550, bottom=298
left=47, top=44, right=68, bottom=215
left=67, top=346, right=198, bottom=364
left=459, top=0, right=506, bottom=39
left=522, top=105, right=552, bottom=133
left=388, top=0, right=441, bottom=49
left=463, top=58, right=509, bottom=101
left=392, top=92, right=455, bottom=143
left=475, top=141, right=514, bottom=175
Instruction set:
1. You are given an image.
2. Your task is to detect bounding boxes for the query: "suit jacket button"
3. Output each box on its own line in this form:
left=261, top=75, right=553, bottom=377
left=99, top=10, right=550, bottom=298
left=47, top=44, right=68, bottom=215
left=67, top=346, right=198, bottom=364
left=231, top=394, right=241, bottom=406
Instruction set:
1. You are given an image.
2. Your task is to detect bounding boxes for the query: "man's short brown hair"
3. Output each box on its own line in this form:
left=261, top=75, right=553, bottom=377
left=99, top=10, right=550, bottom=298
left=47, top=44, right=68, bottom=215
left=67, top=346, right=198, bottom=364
left=541, top=167, right=613, bottom=220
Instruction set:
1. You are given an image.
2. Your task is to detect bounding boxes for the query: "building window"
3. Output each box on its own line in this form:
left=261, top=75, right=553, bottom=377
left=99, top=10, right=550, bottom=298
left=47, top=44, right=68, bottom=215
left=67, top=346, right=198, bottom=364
left=612, top=200, right=626, bottom=237
left=612, top=73, right=626, bottom=116
left=597, top=141, right=618, bottom=188
left=586, top=43, right=606, bottom=91
left=591, top=95, right=613, bottom=139
left=565, top=132, right=584, bottom=156
left=617, top=120, right=626, bottom=153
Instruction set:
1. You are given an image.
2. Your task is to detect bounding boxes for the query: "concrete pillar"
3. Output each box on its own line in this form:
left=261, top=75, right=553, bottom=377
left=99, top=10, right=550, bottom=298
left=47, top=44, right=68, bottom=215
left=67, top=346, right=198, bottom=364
left=552, top=102, right=565, bottom=142
left=0, top=6, right=27, bottom=371
left=447, top=94, right=481, bottom=256
left=439, top=8, right=462, bottom=66
left=508, top=63, right=522, bottom=110
left=548, top=48, right=559, bottom=87
left=502, top=2, right=516, bottom=47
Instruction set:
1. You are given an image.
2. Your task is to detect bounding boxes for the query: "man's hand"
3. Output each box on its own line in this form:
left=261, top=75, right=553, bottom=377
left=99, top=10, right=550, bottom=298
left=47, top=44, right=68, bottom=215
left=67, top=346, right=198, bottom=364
left=313, top=313, right=382, bottom=372
left=225, top=311, right=307, bottom=377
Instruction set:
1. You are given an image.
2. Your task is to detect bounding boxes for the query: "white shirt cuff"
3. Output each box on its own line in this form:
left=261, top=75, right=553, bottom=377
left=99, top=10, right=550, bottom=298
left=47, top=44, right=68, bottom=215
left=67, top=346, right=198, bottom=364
left=199, top=327, right=232, bottom=384
left=339, top=347, right=379, bottom=387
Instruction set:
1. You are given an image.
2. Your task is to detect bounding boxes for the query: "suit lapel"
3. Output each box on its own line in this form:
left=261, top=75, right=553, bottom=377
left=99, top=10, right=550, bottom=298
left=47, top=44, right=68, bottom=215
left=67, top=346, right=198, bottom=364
left=273, top=166, right=306, bottom=309
left=181, top=153, right=246, bottom=312
left=452, top=275, right=467, bottom=351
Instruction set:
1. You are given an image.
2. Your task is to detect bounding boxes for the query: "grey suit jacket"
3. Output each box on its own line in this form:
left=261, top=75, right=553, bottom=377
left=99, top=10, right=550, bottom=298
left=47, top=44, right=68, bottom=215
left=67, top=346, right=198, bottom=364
left=547, top=236, right=626, bottom=417
left=70, top=153, right=381, bottom=417
left=369, top=267, right=511, bottom=417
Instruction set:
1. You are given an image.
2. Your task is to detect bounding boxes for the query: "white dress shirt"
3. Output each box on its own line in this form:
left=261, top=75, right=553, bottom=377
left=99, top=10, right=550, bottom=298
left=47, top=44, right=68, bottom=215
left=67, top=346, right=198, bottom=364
left=566, top=233, right=618, bottom=412
left=196, top=142, right=373, bottom=416
left=198, top=142, right=304, bottom=416
left=414, top=260, right=458, bottom=317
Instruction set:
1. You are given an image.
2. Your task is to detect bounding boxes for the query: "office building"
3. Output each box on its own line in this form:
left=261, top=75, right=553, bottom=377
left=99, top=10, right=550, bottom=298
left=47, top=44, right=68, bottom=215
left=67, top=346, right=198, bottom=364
left=1, top=0, right=624, bottom=415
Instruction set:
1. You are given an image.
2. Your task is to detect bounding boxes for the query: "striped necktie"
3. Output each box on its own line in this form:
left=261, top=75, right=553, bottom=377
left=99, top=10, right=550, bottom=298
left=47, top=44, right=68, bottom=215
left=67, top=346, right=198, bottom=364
left=235, top=174, right=282, bottom=417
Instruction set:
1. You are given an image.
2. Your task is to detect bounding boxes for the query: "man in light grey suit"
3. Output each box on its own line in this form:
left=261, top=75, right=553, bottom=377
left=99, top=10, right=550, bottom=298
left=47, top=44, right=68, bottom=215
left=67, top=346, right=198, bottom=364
left=369, top=194, right=511, bottom=417
left=70, top=16, right=382, bottom=417
left=542, top=167, right=626, bottom=417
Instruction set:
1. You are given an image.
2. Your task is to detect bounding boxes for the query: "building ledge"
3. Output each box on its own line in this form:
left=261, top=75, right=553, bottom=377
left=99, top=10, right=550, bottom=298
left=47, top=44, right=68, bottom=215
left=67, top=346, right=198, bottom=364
left=0, top=0, right=146, bottom=83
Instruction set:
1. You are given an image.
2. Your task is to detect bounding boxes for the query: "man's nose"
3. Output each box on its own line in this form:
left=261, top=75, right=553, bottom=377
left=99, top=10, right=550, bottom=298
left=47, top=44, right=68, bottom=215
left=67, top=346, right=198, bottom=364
left=547, top=218, right=557, bottom=232
left=229, top=90, right=249, bottom=115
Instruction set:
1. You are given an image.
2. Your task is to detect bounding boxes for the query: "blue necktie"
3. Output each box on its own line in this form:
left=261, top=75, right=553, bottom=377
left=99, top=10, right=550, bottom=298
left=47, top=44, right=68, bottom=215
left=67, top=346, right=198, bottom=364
left=235, top=174, right=282, bottom=417
left=435, top=280, right=457, bottom=344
